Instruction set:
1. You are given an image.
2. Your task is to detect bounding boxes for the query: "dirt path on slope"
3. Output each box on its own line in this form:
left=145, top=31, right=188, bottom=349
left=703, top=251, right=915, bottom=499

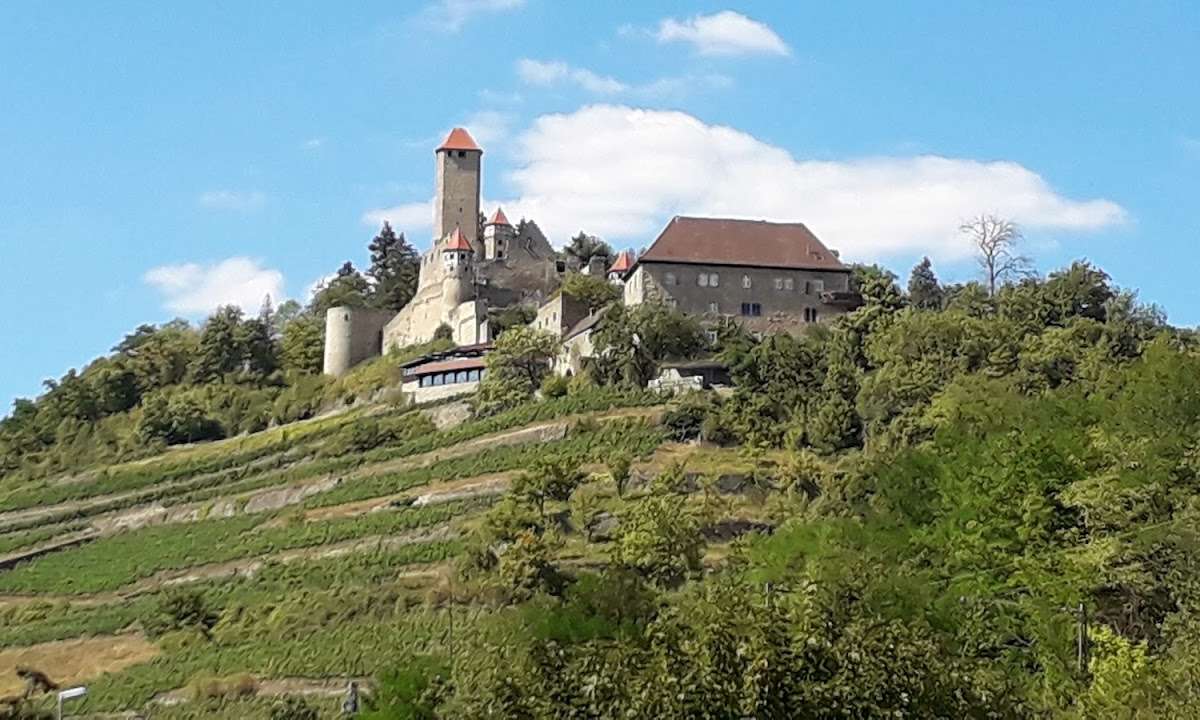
left=0, top=634, right=159, bottom=697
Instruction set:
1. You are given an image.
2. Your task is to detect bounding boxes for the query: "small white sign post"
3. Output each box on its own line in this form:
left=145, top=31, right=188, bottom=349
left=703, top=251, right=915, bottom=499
left=56, top=686, right=86, bottom=720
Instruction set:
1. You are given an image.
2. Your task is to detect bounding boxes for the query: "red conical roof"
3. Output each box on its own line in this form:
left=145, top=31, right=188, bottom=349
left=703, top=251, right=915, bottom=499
left=444, top=226, right=473, bottom=252
left=608, top=250, right=634, bottom=274
left=487, top=207, right=511, bottom=226
left=437, top=127, right=481, bottom=152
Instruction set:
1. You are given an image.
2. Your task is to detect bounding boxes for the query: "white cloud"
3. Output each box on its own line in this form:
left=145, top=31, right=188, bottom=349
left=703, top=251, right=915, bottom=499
left=656, top=10, right=790, bottom=57
left=302, top=137, right=324, bottom=150
left=463, top=110, right=516, bottom=146
left=492, top=106, right=1125, bottom=260
left=144, top=257, right=285, bottom=316
left=198, top=190, right=266, bottom=212
left=516, top=59, right=732, bottom=99
left=362, top=200, right=434, bottom=234
left=422, top=0, right=524, bottom=31
left=516, top=59, right=627, bottom=94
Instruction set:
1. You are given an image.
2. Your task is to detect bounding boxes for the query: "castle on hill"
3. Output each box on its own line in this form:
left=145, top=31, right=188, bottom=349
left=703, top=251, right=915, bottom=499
left=323, top=127, right=564, bottom=377
left=323, top=127, right=860, bottom=380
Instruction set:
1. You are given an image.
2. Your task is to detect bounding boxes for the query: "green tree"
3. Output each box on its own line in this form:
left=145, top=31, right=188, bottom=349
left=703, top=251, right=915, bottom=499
left=310, top=261, right=371, bottom=315
left=563, top=232, right=614, bottom=271
left=560, top=272, right=620, bottom=313
left=280, top=313, right=325, bottom=376
left=511, top=456, right=586, bottom=519
left=189, top=305, right=247, bottom=383
left=591, top=302, right=706, bottom=388
left=367, top=222, right=421, bottom=312
left=238, top=297, right=279, bottom=378
left=613, top=489, right=704, bottom=587
left=907, top=256, right=943, bottom=310
left=473, top=325, right=558, bottom=416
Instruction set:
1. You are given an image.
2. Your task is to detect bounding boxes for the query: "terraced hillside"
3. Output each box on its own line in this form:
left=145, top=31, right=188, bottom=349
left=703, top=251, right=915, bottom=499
left=0, top=388, right=782, bottom=718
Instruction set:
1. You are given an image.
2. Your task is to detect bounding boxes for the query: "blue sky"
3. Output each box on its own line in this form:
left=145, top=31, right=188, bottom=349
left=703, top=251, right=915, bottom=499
left=1, top=1, right=1197, bottom=411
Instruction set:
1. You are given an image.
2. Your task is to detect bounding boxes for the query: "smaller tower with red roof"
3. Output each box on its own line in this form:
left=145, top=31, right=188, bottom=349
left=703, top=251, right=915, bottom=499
left=441, top=225, right=474, bottom=306
left=483, top=206, right=514, bottom=261
left=607, top=250, right=634, bottom=285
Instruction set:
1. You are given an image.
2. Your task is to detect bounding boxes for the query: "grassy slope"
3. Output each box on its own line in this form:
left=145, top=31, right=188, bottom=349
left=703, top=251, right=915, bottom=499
left=0, top=389, right=730, bottom=715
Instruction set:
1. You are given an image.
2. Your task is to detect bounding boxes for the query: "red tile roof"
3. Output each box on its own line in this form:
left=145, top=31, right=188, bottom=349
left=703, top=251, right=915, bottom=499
left=487, top=207, right=511, bottom=226
left=444, top=226, right=473, bottom=252
left=608, top=250, right=634, bottom=274
left=437, top=127, right=481, bottom=152
left=638, top=216, right=848, bottom=272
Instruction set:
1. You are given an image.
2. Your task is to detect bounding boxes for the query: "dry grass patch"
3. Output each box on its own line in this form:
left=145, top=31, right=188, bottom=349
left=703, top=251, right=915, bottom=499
left=0, top=633, right=158, bottom=696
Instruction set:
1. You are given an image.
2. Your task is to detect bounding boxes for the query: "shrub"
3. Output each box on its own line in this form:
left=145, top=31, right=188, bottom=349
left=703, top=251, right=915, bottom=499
left=540, top=373, right=569, bottom=399
left=606, top=453, right=632, bottom=497
left=699, top=411, right=736, bottom=446
left=321, top=413, right=435, bottom=457
left=662, top=391, right=717, bottom=442
left=498, top=530, right=565, bottom=601
left=187, top=672, right=258, bottom=701
left=362, top=656, right=449, bottom=720
left=272, top=374, right=330, bottom=424
left=143, top=588, right=219, bottom=639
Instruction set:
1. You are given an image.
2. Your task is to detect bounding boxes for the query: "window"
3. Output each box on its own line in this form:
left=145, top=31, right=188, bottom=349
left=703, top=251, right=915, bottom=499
left=784, top=278, right=794, bottom=291
left=665, top=272, right=677, bottom=286
left=804, top=308, right=820, bottom=323
left=740, top=302, right=762, bottom=317
left=710, top=272, right=720, bottom=287
left=773, top=278, right=783, bottom=290
left=705, top=330, right=719, bottom=344
left=708, top=301, right=719, bottom=314
left=811, top=279, right=825, bottom=294
left=743, top=275, right=752, bottom=289
left=698, top=273, right=708, bottom=287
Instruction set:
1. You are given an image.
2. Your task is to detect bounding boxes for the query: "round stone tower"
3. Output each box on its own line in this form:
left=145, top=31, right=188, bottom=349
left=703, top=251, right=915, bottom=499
left=322, top=306, right=393, bottom=377
left=441, top=226, right=474, bottom=307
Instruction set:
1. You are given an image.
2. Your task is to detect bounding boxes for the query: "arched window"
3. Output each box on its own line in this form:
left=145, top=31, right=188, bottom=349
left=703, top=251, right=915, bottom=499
left=743, top=275, right=752, bottom=289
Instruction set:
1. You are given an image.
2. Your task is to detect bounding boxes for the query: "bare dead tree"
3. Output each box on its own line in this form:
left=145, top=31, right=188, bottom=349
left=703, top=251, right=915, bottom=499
left=960, top=214, right=1033, bottom=296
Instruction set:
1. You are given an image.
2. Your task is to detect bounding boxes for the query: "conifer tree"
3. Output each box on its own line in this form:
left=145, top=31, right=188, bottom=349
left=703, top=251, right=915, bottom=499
left=366, top=222, right=420, bottom=312
left=239, top=296, right=279, bottom=378
left=189, top=306, right=246, bottom=383
left=907, top=256, right=944, bottom=310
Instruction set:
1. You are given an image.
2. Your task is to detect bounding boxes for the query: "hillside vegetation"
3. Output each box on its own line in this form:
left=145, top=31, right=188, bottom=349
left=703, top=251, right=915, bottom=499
left=2, top=258, right=1199, bottom=719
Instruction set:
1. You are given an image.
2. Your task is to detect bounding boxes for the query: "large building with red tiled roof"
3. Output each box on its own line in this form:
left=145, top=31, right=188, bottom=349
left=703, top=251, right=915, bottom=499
left=619, top=216, right=859, bottom=334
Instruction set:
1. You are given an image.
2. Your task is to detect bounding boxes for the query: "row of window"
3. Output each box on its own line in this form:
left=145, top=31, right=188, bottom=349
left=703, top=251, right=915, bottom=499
left=416, top=368, right=485, bottom=388
left=662, top=271, right=825, bottom=293
left=701, top=301, right=820, bottom=322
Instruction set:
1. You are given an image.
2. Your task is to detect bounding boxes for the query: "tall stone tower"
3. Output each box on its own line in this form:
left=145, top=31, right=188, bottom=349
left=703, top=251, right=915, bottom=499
left=483, top=207, right=515, bottom=260
left=434, top=127, right=482, bottom=252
